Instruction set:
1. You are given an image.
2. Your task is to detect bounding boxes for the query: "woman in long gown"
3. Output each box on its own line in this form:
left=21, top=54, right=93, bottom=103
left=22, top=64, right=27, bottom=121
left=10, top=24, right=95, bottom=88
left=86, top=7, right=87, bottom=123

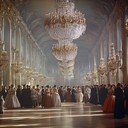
left=65, top=87, right=72, bottom=102
left=52, top=87, right=61, bottom=107
left=35, top=85, right=42, bottom=106
left=84, top=86, right=91, bottom=103
left=4, top=84, right=20, bottom=109
left=71, top=87, right=77, bottom=102
left=102, top=85, right=115, bottom=113
left=31, top=86, right=38, bottom=108
left=44, top=85, right=53, bottom=108
left=76, top=86, right=83, bottom=102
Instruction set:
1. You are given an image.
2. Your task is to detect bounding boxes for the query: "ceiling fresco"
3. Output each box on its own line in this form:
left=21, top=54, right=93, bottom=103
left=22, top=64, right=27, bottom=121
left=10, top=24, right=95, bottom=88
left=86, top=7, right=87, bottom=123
left=11, top=0, right=117, bottom=79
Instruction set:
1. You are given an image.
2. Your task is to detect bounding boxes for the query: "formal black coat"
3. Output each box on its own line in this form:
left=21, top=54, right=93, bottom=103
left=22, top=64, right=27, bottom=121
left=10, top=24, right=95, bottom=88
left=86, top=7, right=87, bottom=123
left=114, top=86, right=125, bottom=119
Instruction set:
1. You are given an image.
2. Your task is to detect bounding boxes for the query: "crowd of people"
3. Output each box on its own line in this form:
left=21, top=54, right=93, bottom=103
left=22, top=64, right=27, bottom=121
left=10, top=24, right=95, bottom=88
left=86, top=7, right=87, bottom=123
left=0, top=83, right=128, bottom=119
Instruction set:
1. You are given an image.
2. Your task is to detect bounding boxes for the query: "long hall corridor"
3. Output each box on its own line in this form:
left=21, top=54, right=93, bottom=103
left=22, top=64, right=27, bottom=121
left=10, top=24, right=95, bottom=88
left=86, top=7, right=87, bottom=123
left=0, top=103, right=128, bottom=128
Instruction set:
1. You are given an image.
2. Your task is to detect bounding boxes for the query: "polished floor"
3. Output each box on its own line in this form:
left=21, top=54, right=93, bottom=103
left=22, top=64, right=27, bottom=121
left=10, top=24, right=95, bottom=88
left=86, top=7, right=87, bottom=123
left=0, top=103, right=128, bottom=128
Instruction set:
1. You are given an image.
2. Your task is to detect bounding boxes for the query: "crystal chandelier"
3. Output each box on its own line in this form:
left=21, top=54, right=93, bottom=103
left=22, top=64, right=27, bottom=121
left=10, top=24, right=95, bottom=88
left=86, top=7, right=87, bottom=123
left=44, top=0, right=86, bottom=43
left=52, top=42, right=77, bottom=61
left=61, top=68, right=74, bottom=77
left=98, top=58, right=106, bottom=77
left=59, top=65, right=74, bottom=71
left=59, top=62, right=74, bottom=69
left=107, top=43, right=118, bottom=75
left=92, top=65, right=98, bottom=80
left=58, top=59, right=75, bottom=76
left=45, top=0, right=86, bottom=77
left=0, top=48, right=8, bottom=67
left=12, top=62, right=23, bottom=74
left=58, top=60, right=75, bottom=67
left=11, top=50, right=23, bottom=73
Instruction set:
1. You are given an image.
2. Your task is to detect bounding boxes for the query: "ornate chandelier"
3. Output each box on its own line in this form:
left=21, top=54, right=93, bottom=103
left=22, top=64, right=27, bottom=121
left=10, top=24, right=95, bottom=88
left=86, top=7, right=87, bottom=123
left=61, top=68, right=74, bottom=77
left=98, top=58, right=106, bottom=77
left=0, top=49, right=8, bottom=67
left=92, top=66, right=98, bottom=80
left=0, top=41, right=8, bottom=68
left=107, top=43, right=118, bottom=75
left=58, top=59, right=75, bottom=76
left=58, top=60, right=75, bottom=67
left=52, top=42, right=77, bottom=61
left=44, top=0, right=86, bottom=43
left=11, top=50, right=23, bottom=73
left=45, top=0, right=86, bottom=77
left=12, top=62, right=23, bottom=74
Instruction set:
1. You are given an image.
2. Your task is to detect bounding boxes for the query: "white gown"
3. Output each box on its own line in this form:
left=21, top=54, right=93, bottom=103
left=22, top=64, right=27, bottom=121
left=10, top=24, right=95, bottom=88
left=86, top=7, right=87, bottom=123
left=76, top=88, right=83, bottom=102
left=52, top=88, right=61, bottom=107
left=4, top=88, right=21, bottom=109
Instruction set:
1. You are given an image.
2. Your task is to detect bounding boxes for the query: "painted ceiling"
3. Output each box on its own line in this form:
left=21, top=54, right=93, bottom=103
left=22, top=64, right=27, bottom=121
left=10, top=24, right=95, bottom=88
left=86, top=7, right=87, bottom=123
left=11, top=0, right=116, bottom=81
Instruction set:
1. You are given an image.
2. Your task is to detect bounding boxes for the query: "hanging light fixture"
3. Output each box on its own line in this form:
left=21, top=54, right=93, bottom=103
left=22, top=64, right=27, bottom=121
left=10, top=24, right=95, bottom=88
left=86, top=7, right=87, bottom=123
left=52, top=42, right=77, bottom=61
left=92, top=64, right=98, bottom=80
left=11, top=49, right=23, bottom=74
left=58, top=60, right=75, bottom=67
left=44, top=0, right=86, bottom=43
left=58, top=59, right=75, bottom=76
left=98, top=58, right=106, bottom=77
left=0, top=50, right=8, bottom=67
left=107, top=43, right=118, bottom=76
left=61, top=68, right=74, bottom=77
left=44, top=0, right=86, bottom=77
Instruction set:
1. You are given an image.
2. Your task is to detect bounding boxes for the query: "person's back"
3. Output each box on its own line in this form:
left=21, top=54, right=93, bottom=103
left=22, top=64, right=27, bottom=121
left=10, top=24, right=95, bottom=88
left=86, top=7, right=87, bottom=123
left=114, top=83, right=125, bottom=119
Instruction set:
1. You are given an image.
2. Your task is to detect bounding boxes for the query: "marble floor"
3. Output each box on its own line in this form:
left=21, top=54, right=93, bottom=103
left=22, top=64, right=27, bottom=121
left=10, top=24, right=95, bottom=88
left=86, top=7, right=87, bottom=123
left=0, top=103, right=128, bottom=128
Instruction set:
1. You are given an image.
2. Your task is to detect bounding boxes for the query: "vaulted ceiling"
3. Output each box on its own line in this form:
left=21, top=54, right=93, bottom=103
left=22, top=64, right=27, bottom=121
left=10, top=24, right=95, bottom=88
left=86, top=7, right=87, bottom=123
left=12, top=0, right=116, bottom=78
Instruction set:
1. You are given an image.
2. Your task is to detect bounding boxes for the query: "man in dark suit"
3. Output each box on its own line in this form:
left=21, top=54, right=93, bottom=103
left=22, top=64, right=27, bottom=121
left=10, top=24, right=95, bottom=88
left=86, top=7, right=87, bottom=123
left=114, top=83, right=125, bottom=119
